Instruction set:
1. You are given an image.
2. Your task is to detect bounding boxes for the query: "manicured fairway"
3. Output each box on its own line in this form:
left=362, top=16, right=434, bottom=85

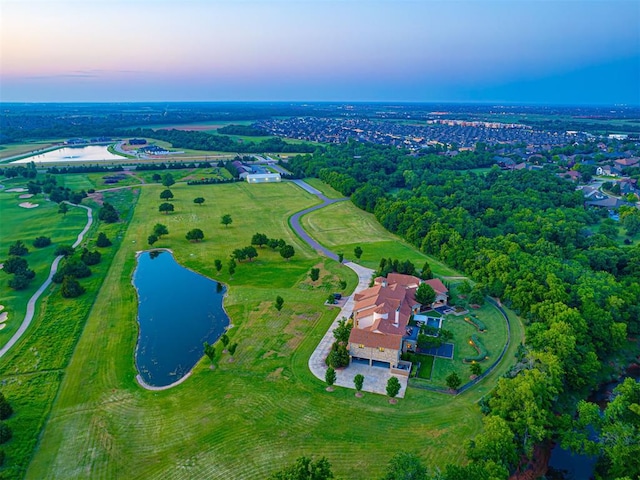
left=15, top=180, right=523, bottom=479
left=0, top=188, right=88, bottom=348
left=301, top=200, right=460, bottom=276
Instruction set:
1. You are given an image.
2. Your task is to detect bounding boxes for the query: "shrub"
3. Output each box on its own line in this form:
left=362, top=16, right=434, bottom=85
left=54, top=245, right=75, bottom=257
left=464, top=316, right=487, bottom=332
left=33, top=236, right=52, bottom=248
left=326, top=342, right=349, bottom=368
left=8, top=274, right=31, bottom=290
left=463, top=334, right=489, bottom=363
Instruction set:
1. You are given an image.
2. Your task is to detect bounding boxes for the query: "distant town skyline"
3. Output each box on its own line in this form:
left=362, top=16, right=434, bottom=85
left=1, top=0, right=639, bottom=105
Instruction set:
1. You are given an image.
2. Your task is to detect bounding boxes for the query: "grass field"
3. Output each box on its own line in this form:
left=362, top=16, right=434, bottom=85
left=300, top=200, right=459, bottom=276
left=0, top=178, right=525, bottom=479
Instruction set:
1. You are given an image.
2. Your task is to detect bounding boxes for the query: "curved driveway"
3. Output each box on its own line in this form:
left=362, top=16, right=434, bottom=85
left=288, top=180, right=407, bottom=397
left=0, top=203, right=93, bottom=359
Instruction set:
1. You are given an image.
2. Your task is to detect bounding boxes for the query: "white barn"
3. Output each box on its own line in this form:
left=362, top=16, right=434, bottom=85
left=246, top=173, right=281, bottom=183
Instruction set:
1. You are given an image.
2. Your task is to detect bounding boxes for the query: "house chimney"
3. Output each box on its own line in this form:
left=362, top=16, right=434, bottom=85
left=394, top=309, right=399, bottom=325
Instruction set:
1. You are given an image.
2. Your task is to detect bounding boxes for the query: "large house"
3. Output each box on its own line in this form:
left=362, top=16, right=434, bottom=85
left=347, top=274, right=448, bottom=372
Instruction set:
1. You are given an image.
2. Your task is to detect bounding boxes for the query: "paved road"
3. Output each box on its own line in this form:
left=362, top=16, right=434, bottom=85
left=288, top=180, right=408, bottom=397
left=0, top=203, right=93, bottom=359
left=288, top=182, right=348, bottom=262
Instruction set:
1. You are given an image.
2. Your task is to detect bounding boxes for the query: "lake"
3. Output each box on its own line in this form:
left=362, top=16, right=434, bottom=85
left=13, top=145, right=126, bottom=163
left=132, top=250, right=229, bottom=387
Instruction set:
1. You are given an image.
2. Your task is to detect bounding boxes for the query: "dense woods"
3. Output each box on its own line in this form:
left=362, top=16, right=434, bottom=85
left=290, top=142, right=640, bottom=479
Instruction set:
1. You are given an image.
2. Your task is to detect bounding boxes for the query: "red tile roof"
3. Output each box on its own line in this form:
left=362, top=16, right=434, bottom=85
left=349, top=329, right=403, bottom=350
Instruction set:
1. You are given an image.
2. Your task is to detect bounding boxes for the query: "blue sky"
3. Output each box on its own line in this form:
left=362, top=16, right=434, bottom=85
left=1, top=0, right=638, bottom=104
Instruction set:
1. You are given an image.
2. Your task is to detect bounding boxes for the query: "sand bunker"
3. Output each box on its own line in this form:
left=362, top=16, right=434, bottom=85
left=19, top=193, right=34, bottom=199
left=0, top=312, right=6, bottom=323
left=0, top=324, right=5, bottom=331
left=0, top=305, right=4, bottom=311
left=19, top=202, right=39, bottom=209
left=6, top=188, right=27, bottom=193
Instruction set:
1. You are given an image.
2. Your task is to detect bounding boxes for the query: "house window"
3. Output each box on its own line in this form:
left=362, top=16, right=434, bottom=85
left=358, top=344, right=364, bottom=348
left=379, top=347, right=385, bottom=352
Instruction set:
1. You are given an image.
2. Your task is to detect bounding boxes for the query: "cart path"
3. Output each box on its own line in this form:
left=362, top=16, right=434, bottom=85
left=0, top=203, right=93, bottom=359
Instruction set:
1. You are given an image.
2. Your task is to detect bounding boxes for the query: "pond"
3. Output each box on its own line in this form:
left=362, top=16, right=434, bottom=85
left=132, top=250, right=229, bottom=387
left=12, top=145, right=126, bottom=163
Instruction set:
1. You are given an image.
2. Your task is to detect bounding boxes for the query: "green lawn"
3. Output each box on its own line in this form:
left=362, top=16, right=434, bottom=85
left=0, top=179, right=524, bottom=479
left=302, top=178, right=345, bottom=199
left=301, top=201, right=460, bottom=276
left=415, top=354, right=434, bottom=379
left=0, top=186, right=88, bottom=349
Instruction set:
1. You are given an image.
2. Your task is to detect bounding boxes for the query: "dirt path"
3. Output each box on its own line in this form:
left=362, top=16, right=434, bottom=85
left=0, top=203, right=93, bottom=358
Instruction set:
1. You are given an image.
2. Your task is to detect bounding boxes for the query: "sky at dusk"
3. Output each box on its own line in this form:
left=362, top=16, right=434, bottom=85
left=1, top=0, right=639, bottom=105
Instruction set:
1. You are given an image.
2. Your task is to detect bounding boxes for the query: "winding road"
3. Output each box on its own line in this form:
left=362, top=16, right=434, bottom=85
left=0, top=203, right=93, bottom=359
left=286, top=180, right=408, bottom=396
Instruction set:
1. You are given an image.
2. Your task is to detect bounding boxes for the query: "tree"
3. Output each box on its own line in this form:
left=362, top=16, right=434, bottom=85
left=33, top=236, right=51, bottom=248
left=98, top=202, right=119, bottom=223
left=228, top=258, right=236, bottom=277
left=467, top=415, right=519, bottom=473
left=338, top=253, right=344, bottom=263
left=415, top=283, right=436, bottom=306
left=470, top=362, right=482, bottom=377
left=186, top=228, right=204, bottom=242
left=80, top=248, right=101, bottom=266
left=458, top=280, right=472, bottom=296
left=58, top=202, right=69, bottom=216
left=280, top=244, right=295, bottom=261
left=153, top=223, right=169, bottom=238
left=275, top=295, right=284, bottom=311
left=8, top=274, right=31, bottom=290
left=221, top=214, right=233, bottom=227
left=61, top=275, right=85, bottom=298
left=245, top=246, right=258, bottom=262
left=159, top=202, right=174, bottom=214
left=54, top=245, right=75, bottom=257
left=325, top=367, right=336, bottom=389
left=446, top=372, right=461, bottom=391
left=228, top=343, right=238, bottom=357
left=193, top=197, right=205, bottom=206
left=160, top=189, right=174, bottom=201
left=161, top=173, right=175, bottom=187
left=0, top=393, right=12, bottom=421
left=468, top=286, right=486, bottom=306
left=0, top=423, right=11, bottom=445
left=354, top=374, right=364, bottom=394
left=151, top=173, right=162, bottom=182
left=386, top=376, right=401, bottom=400
left=96, top=232, right=112, bottom=247
left=251, top=232, right=269, bottom=248
left=232, top=248, right=247, bottom=262
left=8, top=240, right=28, bottom=257
left=203, top=342, right=215, bottom=364
left=382, top=452, right=428, bottom=480
left=148, top=234, right=158, bottom=246
left=326, top=293, right=335, bottom=304
left=333, top=318, right=352, bottom=343
left=2, top=256, right=28, bottom=275
left=354, top=246, right=363, bottom=259
left=339, top=280, right=347, bottom=290
left=220, top=333, right=230, bottom=351
left=269, top=456, right=334, bottom=480
left=420, top=261, right=433, bottom=280
left=214, top=259, right=223, bottom=272
left=310, top=268, right=320, bottom=282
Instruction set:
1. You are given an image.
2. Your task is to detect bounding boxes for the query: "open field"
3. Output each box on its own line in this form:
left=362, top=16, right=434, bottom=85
left=0, top=178, right=522, bottom=479
left=0, top=184, right=88, bottom=349
left=0, top=179, right=524, bottom=479
left=302, top=177, right=345, bottom=199
left=301, top=200, right=460, bottom=276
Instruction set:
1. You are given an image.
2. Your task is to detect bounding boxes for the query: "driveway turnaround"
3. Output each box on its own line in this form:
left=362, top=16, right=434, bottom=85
left=288, top=180, right=409, bottom=397
left=0, top=203, right=93, bottom=359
